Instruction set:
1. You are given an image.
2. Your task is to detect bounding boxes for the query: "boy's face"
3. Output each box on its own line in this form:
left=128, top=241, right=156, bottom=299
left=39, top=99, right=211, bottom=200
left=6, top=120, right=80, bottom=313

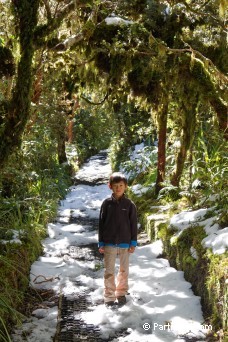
left=109, top=181, right=127, bottom=199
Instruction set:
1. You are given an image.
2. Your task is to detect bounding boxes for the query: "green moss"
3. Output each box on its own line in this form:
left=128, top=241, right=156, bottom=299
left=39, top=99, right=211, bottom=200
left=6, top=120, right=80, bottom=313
left=0, top=45, right=15, bottom=77
left=159, top=223, right=177, bottom=245
left=206, top=253, right=227, bottom=330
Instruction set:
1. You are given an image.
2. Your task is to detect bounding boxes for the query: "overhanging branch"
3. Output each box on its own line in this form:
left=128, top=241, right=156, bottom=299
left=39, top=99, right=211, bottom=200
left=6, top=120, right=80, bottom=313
left=137, top=37, right=227, bottom=84
left=53, top=5, right=99, bottom=50
left=34, top=1, right=76, bottom=42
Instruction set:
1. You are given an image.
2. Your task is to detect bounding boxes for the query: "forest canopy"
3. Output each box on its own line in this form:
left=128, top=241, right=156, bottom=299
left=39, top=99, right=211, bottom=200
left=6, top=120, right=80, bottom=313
left=0, top=0, right=227, bottom=191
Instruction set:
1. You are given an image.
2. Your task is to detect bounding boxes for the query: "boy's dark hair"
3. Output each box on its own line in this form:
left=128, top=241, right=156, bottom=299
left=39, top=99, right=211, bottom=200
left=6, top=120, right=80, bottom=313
left=109, top=172, right=128, bottom=185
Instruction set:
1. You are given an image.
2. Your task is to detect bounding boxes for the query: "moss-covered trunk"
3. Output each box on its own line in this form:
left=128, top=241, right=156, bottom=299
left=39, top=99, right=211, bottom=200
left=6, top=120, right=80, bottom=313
left=155, top=96, right=168, bottom=194
left=171, top=91, right=198, bottom=187
left=0, top=0, right=39, bottom=169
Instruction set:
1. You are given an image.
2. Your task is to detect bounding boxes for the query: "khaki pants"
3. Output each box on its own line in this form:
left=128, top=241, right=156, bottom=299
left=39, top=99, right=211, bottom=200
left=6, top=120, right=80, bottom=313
left=103, top=246, right=129, bottom=303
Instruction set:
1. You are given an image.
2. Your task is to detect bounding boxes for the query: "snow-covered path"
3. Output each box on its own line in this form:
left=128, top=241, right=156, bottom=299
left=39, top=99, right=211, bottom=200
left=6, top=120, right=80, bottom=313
left=12, top=152, right=209, bottom=342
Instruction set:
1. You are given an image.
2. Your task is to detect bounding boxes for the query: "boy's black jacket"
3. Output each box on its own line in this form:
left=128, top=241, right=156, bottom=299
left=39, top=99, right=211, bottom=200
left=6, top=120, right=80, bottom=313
left=99, top=194, right=137, bottom=246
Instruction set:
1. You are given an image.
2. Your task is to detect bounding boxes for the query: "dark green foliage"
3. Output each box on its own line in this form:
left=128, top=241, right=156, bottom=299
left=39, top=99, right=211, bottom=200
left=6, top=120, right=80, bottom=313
left=127, top=56, right=161, bottom=99
left=46, top=36, right=61, bottom=49
left=190, top=120, right=228, bottom=209
left=118, top=0, right=147, bottom=18
left=94, top=52, right=111, bottom=73
left=91, top=23, right=120, bottom=45
left=73, top=107, right=112, bottom=163
left=158, top=186, right=181, bottom=201
left=0, top=46, right=15, bottom=77
left=109, top=101, right=153, bottom=170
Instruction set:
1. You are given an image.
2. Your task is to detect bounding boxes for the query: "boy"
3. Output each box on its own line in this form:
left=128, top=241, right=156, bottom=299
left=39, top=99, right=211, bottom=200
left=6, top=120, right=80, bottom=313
left=98, top=172, right=137, bottom=307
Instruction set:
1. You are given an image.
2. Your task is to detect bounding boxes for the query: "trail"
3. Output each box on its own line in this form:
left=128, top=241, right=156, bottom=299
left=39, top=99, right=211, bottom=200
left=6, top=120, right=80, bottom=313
left=12, top=151, right=209, bottom=342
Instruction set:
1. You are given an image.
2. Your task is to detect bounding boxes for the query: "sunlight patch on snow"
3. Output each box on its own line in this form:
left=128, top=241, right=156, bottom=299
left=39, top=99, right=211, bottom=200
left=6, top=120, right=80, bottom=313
left=202, top=227, right=228, bottom=254
left=170, top=208, right=209, bottom=229
left=61, top=223, right=85, bottom=233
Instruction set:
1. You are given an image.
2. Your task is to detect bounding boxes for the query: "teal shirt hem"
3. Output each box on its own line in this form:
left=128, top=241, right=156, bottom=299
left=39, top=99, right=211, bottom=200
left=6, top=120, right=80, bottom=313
left=98, top=240, right=137, bottom=248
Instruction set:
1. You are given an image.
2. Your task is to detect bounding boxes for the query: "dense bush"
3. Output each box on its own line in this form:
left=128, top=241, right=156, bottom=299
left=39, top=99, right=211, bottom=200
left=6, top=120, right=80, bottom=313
left=73, top=105, right=112, bottom=164
left=0, top=113, right=72, bottom=338
left=109, top=102, right=154, bottom=171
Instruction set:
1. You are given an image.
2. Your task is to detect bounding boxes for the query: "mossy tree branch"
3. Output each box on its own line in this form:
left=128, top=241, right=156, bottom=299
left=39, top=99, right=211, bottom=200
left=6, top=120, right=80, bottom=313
left=189, top=58, right=228, bottom=139
left=34, top=1, right=76, bottom=47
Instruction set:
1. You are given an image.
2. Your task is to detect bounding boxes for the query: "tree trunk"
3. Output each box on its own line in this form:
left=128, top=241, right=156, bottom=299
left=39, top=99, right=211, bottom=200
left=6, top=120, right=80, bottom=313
left=170, top=133, right=188, bottom=187
left=209, top=99, right=228, bottom=140
left=68, top=97, right=80, bottom=143
left=171, top=100, right=197, bottom=187
left=57, top=138, right=67, bottom=164
left=155, top=98, right=168, bottom=194
left=0, top=1, right=39, bottom=169
left=68, top=120, right=74, bottom=143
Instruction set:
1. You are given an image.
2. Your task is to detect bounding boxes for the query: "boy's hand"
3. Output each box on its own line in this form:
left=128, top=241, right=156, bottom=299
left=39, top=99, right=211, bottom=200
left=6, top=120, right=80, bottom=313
left=99, top=247, right=105, bottom=254
left=128, top=246, right=135, bottom=253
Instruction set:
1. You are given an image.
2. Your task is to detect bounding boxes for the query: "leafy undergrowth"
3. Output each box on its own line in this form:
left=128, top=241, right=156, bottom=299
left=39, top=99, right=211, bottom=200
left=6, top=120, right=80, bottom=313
left=0, top=155, right=72, bottom=340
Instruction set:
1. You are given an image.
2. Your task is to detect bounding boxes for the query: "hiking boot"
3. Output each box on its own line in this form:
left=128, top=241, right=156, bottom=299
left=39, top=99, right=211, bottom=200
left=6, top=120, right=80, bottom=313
left=105, top=301, right=116, bottom=308
left=117, top=296, right=126, bottom=306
